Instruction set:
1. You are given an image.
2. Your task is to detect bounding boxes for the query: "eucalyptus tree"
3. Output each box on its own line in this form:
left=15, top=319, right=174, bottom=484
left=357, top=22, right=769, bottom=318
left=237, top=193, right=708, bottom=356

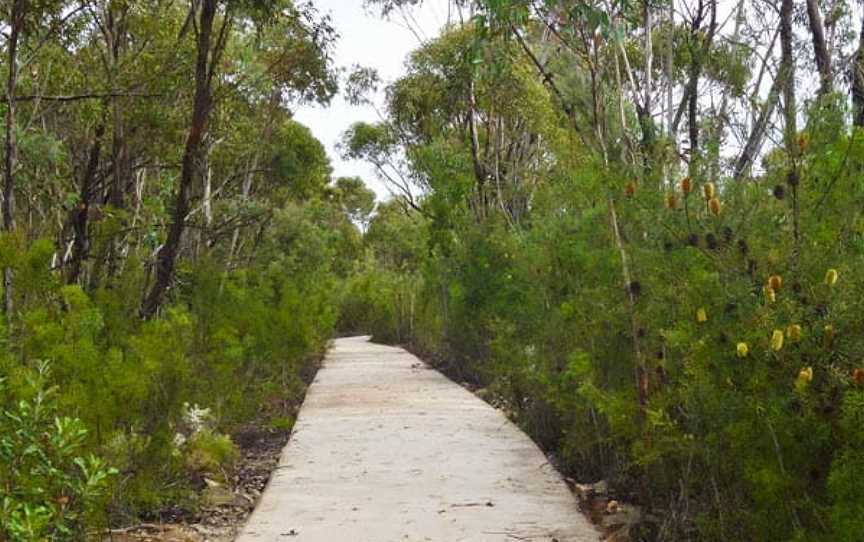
left=135, top=0, right=337, bottom=317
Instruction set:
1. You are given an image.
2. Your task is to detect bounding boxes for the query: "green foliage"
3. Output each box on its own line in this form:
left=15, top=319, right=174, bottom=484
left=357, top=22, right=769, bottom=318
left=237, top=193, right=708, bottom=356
left=184, top=430, right=239, bottom=478
left=342, top=16, right=864, bottom=542
left=0, top=364, right=115, bottom=541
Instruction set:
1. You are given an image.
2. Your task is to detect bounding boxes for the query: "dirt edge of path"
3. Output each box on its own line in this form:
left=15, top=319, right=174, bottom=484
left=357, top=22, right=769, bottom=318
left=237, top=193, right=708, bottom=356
left=101, top=352, right=325, bottom=542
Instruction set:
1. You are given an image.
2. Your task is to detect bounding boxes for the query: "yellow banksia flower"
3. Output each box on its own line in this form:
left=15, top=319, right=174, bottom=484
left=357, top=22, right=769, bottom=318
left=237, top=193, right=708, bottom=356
left=823, top=325, right=835, bottom=348
left=696, top=308, right=707, bottom=323
left=771, top=329, right=784, bottom=351
left=737, top=342, right=749, bottom=358
left=764, top=286, right=776, bottom=304
left=768, top=275, right=783, bottom=291
left=709, top=197, right=722, bottom=216
left=797, top=366, right=814, bottom=386
left=825, top=268, right=839, bottom=286
left=703, top=182, right=716, bottom=200
left=786, top=324, right=802, bottom=342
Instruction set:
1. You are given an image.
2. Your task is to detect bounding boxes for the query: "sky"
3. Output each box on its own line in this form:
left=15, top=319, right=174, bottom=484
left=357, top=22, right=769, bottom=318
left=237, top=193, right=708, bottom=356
left=293, top=0, right=452, bottom=200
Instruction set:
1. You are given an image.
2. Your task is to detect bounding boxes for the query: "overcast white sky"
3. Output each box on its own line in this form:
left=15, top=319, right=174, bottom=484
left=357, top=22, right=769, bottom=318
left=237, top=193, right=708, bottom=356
left=293, top=0, right=452, bottom=200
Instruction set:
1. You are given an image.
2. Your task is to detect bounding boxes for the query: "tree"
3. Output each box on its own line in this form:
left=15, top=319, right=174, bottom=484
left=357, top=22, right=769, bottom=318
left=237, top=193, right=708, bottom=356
left=333, top=176, right=376, bottom=228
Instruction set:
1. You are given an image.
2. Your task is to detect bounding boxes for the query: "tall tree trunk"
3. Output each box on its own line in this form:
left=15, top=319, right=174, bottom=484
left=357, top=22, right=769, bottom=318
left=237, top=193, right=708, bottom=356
left=639, top=0, right=655, bottom=157
left=780, top=0, right=801, bottom=277
left=780, top=0, right=797, bottom=152
left=805, top=0, right=832, bottom=96
left=852, top=13, right=864, bottom=126
left=140, top=0, right=219, bottom=319
left=684, top=0, right=716, bottom=177
left=3, top=0, right=26, bottom=320
left=67, top=124, right=106, bottom=285
left=733, top=73, right=782, bottom=179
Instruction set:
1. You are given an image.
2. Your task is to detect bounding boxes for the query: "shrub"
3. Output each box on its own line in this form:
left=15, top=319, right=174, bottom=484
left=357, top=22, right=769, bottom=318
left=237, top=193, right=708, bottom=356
left=0, top=363, right=115, bottom=541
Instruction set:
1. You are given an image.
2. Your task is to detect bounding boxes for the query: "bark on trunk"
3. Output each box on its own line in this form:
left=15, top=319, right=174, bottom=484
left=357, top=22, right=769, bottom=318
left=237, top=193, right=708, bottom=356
left=852, top=14, right=864, bottom=126
left=805, top=0, right=832, bottom=96
left=67, top=124, right=106, bottom=285
left=3, top=0, right=26, bottom=319
left=140, top=0, right=219, bottom=319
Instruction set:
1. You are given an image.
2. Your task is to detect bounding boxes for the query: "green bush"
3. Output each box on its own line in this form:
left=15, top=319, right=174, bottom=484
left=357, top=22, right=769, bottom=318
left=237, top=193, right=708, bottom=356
left=0, top=363, right=115, bottom=541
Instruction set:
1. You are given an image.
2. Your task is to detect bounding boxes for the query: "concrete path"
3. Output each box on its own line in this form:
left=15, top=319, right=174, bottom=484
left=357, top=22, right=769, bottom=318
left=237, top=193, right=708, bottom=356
left=236, top=336, right=597, bottom=542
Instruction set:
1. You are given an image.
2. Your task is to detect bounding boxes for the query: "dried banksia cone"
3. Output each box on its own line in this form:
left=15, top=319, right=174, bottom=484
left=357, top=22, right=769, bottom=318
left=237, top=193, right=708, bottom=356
left=665, top=193, right=678, bottom=209
left=709, top=197, right=722, bottom=216
left=681, top=177, right=693, bottom=195
left=825, top=268, right=839, bottom=286
left=798, top=133, right=809, bottom=153
left=853, top=368, right=864, bottom=386
left=625, top=181, right=637, bottom=197
left=773, top=185, right=786, bottom=200
left=786, top=324, right=802, bottom=342
left=737, top=342, right=749, bottom=358
left=703, top=182, right=716, bottom=200
left=768, top=275, right=783, bottom=291
left=771, top=329, right=785, bottom=351
left=706, top=233, right=718, bottom=250
left=764, top=286, right=776, bottom=304
left=696, top=308, right=708, bottom=323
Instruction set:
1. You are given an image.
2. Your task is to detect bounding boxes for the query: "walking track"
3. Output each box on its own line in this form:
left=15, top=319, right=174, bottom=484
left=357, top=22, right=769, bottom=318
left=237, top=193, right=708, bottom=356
left=236, top=336, right=597, bottom=542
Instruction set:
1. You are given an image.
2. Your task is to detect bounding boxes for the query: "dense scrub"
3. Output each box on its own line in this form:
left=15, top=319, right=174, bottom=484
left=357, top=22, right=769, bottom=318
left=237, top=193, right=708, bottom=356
left=341, top=10, right=864, bottom=541
left=1, top=201, right=356, bottom=539
left=0, top=1, right=372, bottom=538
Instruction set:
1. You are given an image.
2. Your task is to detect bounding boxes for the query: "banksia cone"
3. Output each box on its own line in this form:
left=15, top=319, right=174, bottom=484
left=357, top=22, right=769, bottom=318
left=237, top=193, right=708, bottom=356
left=771, top=329, right=785, bottom=351
left=764, top=286, right=776, bottom=304
left=823, top=325, right=835, bottom=348
left=768, top=275, right=783, bottom=291
left=825, top=268, right=839, bottom=286
left=798, top=133, right=809, bottom=153
left=681, top=177, right=693, bottom=195
left=697, top=308, right=708, bottom=323
left=737, top=342, right=749, bottom=358
left=786, top=324, right=802, bottom=342
left=703, top=182, right=716, bottom=200
left=853, top=368, right=864, bottom=386
left=796, top=366, right=814, bottom=388
left=626, top=181, right=637, bottom=197
left=709, top=197, right=722, bottom=216
left=665, top=194, right=678, bottom=209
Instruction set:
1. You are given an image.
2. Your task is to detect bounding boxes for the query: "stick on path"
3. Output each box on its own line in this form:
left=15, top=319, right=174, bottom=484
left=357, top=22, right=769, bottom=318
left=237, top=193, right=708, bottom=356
left=236, top=336, right=597, bottom=541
